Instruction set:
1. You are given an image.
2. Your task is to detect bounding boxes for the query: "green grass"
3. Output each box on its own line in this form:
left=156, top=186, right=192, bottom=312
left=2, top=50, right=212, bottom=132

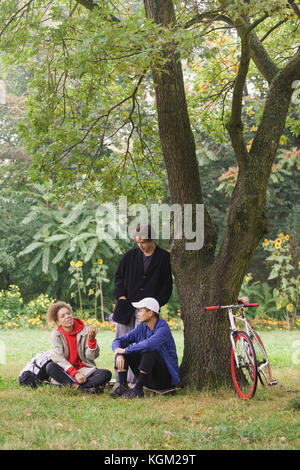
left=0, top=329, right=299, bottom=450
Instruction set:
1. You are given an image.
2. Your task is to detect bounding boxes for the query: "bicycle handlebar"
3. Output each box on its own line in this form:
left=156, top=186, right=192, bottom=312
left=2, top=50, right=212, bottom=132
left=205, top=303, right=258, bottom=311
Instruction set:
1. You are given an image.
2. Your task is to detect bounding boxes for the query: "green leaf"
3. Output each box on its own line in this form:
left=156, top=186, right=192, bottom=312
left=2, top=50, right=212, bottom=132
left=73, top=232, right=95, bottom=242
left=84, top=238, right=98, bottom=263
left=49, top=262, right=58, bottom=281
left=52, top=244, right=69, bottom=264
left=19, top=242, right=44, bottom=256
left=42, top=246, right=50, bottom=274
left=45, top=234, right=69, bottom=243
left=268, top=268, right=279, bottom=280
left=28, top=251, right=42, bottom=270
left=62, top=204, right=86, bottom=227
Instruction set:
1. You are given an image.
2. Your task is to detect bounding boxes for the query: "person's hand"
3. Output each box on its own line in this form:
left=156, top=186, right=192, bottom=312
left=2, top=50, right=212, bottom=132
left=74, top=372, right=86, bottom=384
left=88, top=326, right=98, bottom=340
left=115, top=354, right=125, bottom=371
left=237, top=296, right=249, bottom=304
left=114, top=347, right=126, bottom=355
left=119, top=296, right=127, bottom=300
left=114, top=348, right=126, bottom=370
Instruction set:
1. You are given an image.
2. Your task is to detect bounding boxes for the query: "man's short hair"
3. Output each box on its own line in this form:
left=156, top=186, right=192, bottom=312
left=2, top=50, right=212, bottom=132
left=46, top=301, right=72, bottom=324
left=134, top=224, right=156, bottom=240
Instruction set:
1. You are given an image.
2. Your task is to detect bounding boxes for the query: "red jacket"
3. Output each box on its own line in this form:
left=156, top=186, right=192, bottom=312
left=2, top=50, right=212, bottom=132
left=58, top=318, right=97, bottom=379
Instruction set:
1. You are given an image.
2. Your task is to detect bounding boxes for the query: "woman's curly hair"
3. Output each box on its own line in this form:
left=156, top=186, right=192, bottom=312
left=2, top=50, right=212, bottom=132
left=46, top=301, right=72, bottom=324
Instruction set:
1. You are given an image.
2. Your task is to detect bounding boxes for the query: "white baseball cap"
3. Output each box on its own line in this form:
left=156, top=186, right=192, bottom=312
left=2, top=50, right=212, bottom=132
left=132, top=297, right=160, bottom=314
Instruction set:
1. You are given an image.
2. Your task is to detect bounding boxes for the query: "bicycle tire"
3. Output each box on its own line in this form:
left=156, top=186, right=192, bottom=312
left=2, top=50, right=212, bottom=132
left=251, top=331, right=273, bottom=386
left=231, top=331, right=258, bottom=399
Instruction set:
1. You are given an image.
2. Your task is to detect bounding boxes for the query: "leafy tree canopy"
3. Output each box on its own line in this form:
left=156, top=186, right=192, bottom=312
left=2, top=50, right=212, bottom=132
left=0, top=0, right=299, bottom=201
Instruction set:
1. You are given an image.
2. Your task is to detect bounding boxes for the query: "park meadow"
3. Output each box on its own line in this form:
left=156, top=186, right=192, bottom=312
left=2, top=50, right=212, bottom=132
left=0, top=327, right=299, bottom=450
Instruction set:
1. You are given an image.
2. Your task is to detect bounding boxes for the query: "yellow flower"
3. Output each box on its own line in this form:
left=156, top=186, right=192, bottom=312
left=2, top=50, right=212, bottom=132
left=285, top=234, right=289, bottom=241
left=246, top=106, right=255, bottom=117
left=246, top=277, right=251, bottom=283
left=279, top=233, right=284, bottom=239
left=279, top=135, right=287, bottom=145
left=70, top=261, right=75, bottom=267
left=275, top=238, right=282, bottom=244
left=247, top=138, right=253, bottom=152
left=275, top=243, right=281, bottom=249
left=97, top=258, right=103, bottom=265
left=75, top=261, right=83, bottom=268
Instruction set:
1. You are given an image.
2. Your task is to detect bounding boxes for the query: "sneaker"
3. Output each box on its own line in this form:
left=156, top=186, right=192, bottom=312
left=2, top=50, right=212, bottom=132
left=81, top=386, right=97, bottom=394
left=109, top=384, right=128, bottom=398
left=123, top=386, right=144, bottom=399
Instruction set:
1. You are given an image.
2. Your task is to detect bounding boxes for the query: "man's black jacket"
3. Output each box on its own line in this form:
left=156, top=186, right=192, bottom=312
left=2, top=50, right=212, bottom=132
left=113, top=244, right=172, bottom=307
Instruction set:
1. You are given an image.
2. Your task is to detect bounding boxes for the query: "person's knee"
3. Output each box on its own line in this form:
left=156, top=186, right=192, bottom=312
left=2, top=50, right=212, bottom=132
left=46, top=362, right=56, bottom=375
left=103, top=369, right=112, bottom=382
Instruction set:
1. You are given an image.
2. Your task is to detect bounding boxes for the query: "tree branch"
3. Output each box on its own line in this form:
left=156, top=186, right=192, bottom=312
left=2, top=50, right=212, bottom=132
left=260, top=19, right=288, bottom=42
left=75, top=0, right=120, bottom=21
left=225, top=27, right=251, bottom=169
left=249, top=31, right=279, bottom=84
left=288, top=0, right=300, bottom=19
left=58, top=73, right=145, bottom=162
left=183, top=9, right=233, bottom=29
left=75, top=0, right=98, bottom=11
left=0, top=0, right=35, bottom=38
left=248, top=12, right=269, bottom=31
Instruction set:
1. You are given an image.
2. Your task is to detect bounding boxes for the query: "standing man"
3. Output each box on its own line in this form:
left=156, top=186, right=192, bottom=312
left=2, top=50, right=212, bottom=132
left=112, top=224, right=173, bottom=384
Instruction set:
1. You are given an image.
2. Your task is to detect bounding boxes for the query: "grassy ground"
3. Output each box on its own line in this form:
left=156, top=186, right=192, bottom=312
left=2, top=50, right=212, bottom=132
left=0, top=328, right=299, bottom=450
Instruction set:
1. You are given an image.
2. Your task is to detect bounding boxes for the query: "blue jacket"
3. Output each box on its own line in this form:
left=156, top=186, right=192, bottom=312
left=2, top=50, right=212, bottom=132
left=112, top=319, right=180, bottom=386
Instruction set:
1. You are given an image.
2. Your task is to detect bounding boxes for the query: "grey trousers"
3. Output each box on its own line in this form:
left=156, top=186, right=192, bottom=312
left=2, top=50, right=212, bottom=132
left=114, top=312, right=140, bottom=384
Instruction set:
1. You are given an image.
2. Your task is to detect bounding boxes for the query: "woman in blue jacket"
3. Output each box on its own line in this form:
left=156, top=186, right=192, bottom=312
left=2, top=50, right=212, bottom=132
left=111, top=297, right=180, bottom=399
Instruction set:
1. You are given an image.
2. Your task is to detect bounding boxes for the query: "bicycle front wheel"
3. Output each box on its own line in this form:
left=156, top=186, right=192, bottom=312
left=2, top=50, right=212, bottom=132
left=231, top=331, right=258, bottom=399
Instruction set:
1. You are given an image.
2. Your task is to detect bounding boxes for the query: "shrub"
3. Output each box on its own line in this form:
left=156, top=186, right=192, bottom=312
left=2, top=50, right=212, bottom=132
left=0, top=285, right=23, bottom=327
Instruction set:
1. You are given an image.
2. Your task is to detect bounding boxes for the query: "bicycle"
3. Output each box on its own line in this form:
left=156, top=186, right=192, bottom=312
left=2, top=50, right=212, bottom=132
left=205, top=302, right=277, bottom=399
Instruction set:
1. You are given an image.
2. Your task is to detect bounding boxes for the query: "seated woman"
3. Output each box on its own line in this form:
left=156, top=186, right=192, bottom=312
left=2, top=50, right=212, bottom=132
left=46, top=301, right=111, bottom=393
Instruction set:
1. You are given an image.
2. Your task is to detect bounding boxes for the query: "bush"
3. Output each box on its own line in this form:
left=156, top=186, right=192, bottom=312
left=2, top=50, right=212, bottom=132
left=240, top=232, right=300, bottom=327
left=0, top=287, right=55, bottom=329
left=0, top=285, right=23, bottom=327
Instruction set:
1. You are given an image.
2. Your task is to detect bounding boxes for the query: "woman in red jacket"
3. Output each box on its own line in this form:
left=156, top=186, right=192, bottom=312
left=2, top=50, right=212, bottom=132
left=46, top=301, right=111, bottom=393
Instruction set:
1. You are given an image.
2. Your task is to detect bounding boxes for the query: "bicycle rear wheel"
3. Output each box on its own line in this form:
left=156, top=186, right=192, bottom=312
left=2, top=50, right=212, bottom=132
left=231, top=331, right=257, bottom=399
left=251, top=331, right=275, bottom=386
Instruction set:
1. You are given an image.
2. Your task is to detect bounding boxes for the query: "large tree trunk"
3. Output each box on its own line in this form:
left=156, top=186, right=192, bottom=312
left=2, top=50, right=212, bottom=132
left=144, top=0, right=300, bottom=388
left=143, top=0, right=232, bottom=388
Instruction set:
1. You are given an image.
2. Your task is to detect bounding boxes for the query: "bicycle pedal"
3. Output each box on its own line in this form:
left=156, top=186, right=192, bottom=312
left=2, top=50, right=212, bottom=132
left=268, top=380, right=278, bottom=387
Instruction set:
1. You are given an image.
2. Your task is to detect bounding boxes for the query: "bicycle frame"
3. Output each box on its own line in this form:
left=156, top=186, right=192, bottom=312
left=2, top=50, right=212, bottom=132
left=228, top=305, right=254, bottom=369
